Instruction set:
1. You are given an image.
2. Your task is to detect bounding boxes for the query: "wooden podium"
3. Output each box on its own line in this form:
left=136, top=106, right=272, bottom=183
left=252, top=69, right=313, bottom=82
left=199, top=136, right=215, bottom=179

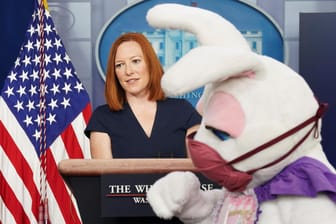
left=58, top=159, right=199, bottom=224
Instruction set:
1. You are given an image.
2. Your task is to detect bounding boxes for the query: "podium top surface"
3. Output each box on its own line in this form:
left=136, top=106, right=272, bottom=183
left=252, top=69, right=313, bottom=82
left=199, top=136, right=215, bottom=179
left=58, top=158, right=197, bottom=176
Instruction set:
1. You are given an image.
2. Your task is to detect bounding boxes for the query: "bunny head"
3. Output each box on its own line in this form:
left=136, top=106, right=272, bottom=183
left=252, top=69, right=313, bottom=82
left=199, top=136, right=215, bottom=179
left=146, top=4, right=328, bottom=191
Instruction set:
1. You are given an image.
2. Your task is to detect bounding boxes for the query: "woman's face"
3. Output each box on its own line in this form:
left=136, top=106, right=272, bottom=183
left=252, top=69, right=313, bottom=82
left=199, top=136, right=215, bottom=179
left=114, top=41, right=150, bottom=98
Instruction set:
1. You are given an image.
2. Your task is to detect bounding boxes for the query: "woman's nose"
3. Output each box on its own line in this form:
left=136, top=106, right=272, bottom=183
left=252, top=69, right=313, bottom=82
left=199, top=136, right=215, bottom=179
left=125, top=63, right=134, bottom=75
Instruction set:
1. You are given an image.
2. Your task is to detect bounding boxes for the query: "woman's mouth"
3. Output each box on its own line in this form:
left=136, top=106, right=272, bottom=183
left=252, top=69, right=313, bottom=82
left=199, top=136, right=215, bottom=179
left=126, top=78, right=139, bottom=84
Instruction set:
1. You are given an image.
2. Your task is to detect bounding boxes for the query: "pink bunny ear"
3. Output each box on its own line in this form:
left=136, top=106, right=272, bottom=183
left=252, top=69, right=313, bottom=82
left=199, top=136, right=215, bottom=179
left=217, top=70, right=256, bottom=82
left=239, top=70, right=256, bottom=79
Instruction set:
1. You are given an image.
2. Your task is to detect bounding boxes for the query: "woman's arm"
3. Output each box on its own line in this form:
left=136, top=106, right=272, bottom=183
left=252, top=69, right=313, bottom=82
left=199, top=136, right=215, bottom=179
left=90, top=131, right=113, bottom=159
left=185, top=124, right=200, bottom=157
left=186, top=124, right=200, bottom=137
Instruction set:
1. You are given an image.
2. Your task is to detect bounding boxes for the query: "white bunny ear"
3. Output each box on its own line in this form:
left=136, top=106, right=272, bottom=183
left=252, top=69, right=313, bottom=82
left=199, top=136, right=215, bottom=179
left=146, top=3, right=250, bottom=50
left=147, top=3, right=258, bottom=96
left=161, top=46, right=260, bottom=96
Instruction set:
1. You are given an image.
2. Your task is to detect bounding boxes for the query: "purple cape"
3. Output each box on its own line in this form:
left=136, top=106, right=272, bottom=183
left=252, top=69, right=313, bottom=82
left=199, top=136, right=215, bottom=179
left=253, top=156, right=336, bottom=223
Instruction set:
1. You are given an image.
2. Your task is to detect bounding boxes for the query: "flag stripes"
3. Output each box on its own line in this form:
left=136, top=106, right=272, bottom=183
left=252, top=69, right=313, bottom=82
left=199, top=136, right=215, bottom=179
left=1, top=95, right=88, bottom=223
left=0, top=0, right=92, bottom=223
left=0, top=172, right=31, bottom=224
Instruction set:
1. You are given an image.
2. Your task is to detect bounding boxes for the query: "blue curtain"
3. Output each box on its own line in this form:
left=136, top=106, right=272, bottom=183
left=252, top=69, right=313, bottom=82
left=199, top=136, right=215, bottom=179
left=0, top=0, right=34, bottom=90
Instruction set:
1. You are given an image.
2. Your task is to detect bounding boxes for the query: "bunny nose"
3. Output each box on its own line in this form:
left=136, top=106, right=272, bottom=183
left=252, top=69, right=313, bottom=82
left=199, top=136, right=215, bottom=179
left=204, top=91, right=245, bottom=138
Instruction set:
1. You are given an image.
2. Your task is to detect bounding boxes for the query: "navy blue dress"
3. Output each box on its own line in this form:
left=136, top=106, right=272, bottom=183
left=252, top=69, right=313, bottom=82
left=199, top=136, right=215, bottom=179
left=85, top=98, right=201, bottom=158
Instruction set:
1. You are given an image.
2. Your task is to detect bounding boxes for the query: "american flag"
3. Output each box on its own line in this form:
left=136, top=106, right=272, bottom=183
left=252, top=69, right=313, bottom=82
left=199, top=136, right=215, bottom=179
left=0, top=0, right=91, bottom=223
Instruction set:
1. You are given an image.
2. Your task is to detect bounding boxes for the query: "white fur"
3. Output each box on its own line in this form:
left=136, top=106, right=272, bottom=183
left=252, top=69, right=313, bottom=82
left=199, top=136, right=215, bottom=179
left=146, top=3, right=336, bottom=224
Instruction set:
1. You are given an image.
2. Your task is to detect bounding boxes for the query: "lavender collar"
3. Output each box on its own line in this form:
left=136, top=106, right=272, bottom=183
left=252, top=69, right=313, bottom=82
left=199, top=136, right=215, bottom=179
left=255, top=156, right=336, bottom=203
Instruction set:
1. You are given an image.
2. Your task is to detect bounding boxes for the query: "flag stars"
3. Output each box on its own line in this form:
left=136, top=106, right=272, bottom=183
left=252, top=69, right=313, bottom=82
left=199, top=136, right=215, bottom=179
left=32, top=10, right=37, bottom=21
left=35, top=9, right=42, bottom=19
left=44, top=24, right=52, bottom=35
left=45, top=9, right=51, bottom=19
left=51, top=68, right=62, bottom=80
left=44, top=54, right=52, bottom=66
left=48, top=98, right=58, bottom=110
left=26, top=100, right=36, bottom=112
left=43, top=69, right=51, bottom=80
left=19, top=70, right=29, bottom=82
left=44, top=38, right=53, bottom=50
left=33, top=129, right=41, bottom=141
left=24, top=40, right=34, bottom=52
left=1, top=7, right=91, bottom=210
left=27, top=24, right=35, bottom=36
left=34, top=114, right=41, bottom=126
left=22, top=55, right=31, bottom=67
left=23, top=115, right=33, bottom=127
left=4, top=86, right=14, bottom=98
left=47, top=113, right=56, bottom=125
left=8, top=71, right=17, bottom=83
left=54, top=38, right=62, bottom=49
left=63, top=53, right=71, bottom=64
left=53, top=53, right=62, bottom=65
left=32, top=54, right=40, bottom=66
left=61, top=97, right=71, bottom=109
left=16, top=85, right=27, bottom=97
left=30, top=70, right=39, bottom=81
left=63, top=68, right=73, bottom=79
left=62, top=83, right=72, bottom=94
left=29, top=85, right=38, bottom=96
left=14, top=100, right=24, bottom=112
left=2, top=4, right=91, bottom=156
left=34, top=38, right=41, bottom=49
left=35, top=102, right=40, bottom=109
left=14, top=58, right=21, bottom=68
left=74, top=81, right=84, bottom=93
left=50, top=83, right=60, bottom=95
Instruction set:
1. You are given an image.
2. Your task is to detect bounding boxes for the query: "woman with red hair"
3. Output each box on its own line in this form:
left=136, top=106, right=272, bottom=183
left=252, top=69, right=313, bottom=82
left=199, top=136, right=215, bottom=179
left=85, top=32, right=201, bottom=159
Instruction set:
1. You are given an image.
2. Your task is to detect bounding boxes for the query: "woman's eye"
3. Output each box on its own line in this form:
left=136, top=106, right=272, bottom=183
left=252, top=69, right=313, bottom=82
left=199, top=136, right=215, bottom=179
left=115, top=63, right=123, bottom=69
left=206, top=126, right=230, bottom=141
left=133, top=59, right=141, bottom=64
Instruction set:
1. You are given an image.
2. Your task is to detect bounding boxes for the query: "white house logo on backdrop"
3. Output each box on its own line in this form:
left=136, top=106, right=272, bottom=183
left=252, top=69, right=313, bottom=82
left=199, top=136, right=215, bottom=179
left=143, top=29, right=262, bottom=71
left=95, top=0, right=284, bottom=107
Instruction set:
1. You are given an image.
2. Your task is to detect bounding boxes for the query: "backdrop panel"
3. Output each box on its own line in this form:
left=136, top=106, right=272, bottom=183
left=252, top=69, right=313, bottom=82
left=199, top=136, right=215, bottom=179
left=299, top=12, right=336, bottom=167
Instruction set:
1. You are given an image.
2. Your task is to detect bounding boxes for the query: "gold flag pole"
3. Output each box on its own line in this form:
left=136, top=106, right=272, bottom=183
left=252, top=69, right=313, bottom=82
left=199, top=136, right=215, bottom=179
left=43, top=0, right=48, bottom=10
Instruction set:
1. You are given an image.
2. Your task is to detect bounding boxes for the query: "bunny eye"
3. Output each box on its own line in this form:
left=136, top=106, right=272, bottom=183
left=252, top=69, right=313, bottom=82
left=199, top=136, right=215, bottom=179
left=206, top=126, right=230, bottom=141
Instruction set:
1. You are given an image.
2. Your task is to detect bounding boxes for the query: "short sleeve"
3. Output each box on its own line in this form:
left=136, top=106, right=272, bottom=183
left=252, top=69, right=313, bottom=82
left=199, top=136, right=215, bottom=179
left=84, top=105, right=110, bottom=138
left=178, top=99, right=202, bottom=128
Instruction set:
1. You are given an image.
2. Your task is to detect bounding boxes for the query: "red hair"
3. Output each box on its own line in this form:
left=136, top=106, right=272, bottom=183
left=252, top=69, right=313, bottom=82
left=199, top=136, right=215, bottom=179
left=105, top=32, right=165, bottom=111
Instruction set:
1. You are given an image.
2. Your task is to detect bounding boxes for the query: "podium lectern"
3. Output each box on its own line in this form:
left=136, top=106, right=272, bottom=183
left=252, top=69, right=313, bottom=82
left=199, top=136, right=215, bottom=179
left=58, top=159, right=201, bottom=224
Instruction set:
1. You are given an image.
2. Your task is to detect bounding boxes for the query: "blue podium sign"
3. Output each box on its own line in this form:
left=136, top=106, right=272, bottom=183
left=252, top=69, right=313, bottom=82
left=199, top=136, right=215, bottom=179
left=101, top=173, right=218, bottom=217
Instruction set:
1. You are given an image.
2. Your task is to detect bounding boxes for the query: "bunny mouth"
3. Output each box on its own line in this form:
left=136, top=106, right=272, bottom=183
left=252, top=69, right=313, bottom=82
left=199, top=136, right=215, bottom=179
left=189, top=102, right=327, bottom=191
left=188, top=135, right=252, bottom=192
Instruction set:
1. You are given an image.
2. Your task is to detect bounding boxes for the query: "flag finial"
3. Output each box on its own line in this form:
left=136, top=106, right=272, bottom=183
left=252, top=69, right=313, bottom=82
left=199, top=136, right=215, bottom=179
left=43, top=0, right=48, bottom=10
